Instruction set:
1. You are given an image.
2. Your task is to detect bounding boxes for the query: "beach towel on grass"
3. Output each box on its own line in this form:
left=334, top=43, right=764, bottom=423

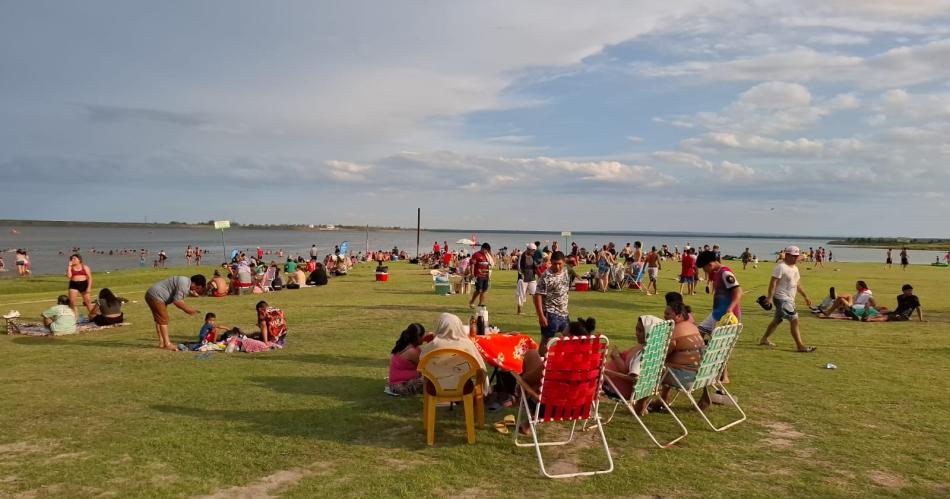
left=4, top=320, right=132, bottom=336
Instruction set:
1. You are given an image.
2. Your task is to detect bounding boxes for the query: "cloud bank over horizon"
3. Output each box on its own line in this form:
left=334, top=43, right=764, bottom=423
left=2, top=1, right=949, bottom=236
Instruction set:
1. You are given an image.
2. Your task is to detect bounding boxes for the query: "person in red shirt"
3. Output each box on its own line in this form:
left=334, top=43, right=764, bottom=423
left=679, top=248, right=697, bottom=295
left=467, top=243, right=493, bottom=308
left=433, top=242, right=440, bottom=256
left=441, top=250, right=452, bottom=269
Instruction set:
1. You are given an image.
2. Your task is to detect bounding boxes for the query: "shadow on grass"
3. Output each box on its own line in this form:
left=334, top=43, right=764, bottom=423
left=250, top=353, right=387, bottom=368
left=9, top=335, right=148, bottom=349
left=151, top=374, right=475, bottom=449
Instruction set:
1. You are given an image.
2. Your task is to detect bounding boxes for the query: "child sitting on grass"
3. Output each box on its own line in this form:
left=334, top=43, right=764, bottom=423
left=178, top=312, right=236, bottom=351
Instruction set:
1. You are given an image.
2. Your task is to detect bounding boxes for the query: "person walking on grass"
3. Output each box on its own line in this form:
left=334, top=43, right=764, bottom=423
left=468, top=243, right=492, bottom=308
left=516, top=243, right=538, bottom=315
left=900, top=247, right=909, bottom=270
left=145, top=275, right=206, bottom=351
left=760, top=246, right=816, bottom=353
left=534, top=251, right=570, bottom=355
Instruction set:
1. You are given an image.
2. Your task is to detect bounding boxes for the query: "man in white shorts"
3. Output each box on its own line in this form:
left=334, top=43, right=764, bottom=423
left=760, top=246, right=816, bottom=352
left=516, top=243, right=538, bottom=314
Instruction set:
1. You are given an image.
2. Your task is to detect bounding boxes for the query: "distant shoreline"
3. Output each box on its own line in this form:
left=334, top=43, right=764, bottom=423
left=2, top=219, right=835, bottom=240
left=2, top=220, right=947, bottom=245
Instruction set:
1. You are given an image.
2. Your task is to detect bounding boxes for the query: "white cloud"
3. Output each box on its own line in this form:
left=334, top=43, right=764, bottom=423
left=639, top=39, right=950, bottom=89
left=665, top=81, right=860, bottom=136
left=807, top=33, right=871, bottom=46
left=626, top=135, right=645, bottom=143
left=324, top=160, right=371, bottom=182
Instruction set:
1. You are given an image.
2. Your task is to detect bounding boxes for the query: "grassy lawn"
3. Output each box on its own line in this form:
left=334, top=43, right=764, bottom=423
left=0, top=260, right=948, bottom=498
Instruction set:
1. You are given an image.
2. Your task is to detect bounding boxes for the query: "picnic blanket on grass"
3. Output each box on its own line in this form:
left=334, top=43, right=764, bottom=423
left=4, top=320, right=132, bottom=336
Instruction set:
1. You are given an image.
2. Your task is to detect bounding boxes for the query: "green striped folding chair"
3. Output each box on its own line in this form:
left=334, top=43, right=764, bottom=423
left=601, top=320, right=688, bottom=448
left=669, top=323, right=746, bottom=431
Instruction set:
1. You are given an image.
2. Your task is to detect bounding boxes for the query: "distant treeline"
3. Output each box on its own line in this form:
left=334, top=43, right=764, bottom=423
left=828, top=237, right=950, bottom=250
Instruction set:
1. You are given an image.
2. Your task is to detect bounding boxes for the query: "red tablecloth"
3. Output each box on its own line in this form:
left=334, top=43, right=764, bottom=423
left=473, top=332, right=538, bottom=373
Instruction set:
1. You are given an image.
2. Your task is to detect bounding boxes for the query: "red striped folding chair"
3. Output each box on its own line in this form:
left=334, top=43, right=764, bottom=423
left=512, top=335, right=613, bottom=479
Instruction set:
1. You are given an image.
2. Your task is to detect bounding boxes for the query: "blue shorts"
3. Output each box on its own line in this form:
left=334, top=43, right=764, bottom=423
left=474, top=278, right=490, bottom=293
left=664, top=368, right=697, bottom=389
left=679, top=276, right=695, bottom=284
left=541, top=312, right=569, bottom=347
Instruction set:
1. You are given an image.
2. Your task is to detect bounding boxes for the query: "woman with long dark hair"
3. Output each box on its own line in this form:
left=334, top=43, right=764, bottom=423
left=386, top=323, right=426, bottom=396
left=89, top=288, right=128, bottom=326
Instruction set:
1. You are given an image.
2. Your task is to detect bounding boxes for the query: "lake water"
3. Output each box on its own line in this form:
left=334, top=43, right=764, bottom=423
left=1, top=224, right=946, bottom=275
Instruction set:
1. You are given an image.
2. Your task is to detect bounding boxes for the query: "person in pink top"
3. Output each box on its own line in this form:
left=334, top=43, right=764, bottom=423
left=386, top=323, right=426, bottom=396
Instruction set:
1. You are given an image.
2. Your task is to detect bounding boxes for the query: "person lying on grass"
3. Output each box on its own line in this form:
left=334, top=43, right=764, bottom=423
left=821, top=280, right=879, bottom=319
left=865, top=284, right=924, bottom=322
left=386, top=323, right=425, bottom=396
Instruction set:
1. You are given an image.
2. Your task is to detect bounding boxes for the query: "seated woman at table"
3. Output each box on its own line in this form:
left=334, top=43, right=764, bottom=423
left=604, top=315, right=663, bottom=403
left=420, top=313, right=489, bottom=392
left=386, top=323, right=426, bottom=396
left=657, top=301, right=706, bottom=409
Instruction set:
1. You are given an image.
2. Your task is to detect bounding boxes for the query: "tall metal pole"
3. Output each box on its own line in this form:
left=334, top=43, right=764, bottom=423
left=416, top=208, right=421, bottom=259
left=220, top=229, right=227, bottom=264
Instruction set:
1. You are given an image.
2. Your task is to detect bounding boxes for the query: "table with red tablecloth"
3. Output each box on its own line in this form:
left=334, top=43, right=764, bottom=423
left=472, top=332, right=538, bottom=374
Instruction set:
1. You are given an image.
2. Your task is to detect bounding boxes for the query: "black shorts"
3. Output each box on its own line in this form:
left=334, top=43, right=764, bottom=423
left=69, top=280, right=89, bottom=293
left=93, top=313, right=124, bottom=326
left=886, top=312, right=910, bottom=321
left=474, top=278, right=490, bottom=293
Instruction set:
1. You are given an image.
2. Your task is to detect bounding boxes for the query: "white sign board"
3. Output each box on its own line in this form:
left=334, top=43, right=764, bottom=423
left=561, top=231, right=572, bottom=237
left=214, top=220, right=231, bottom=230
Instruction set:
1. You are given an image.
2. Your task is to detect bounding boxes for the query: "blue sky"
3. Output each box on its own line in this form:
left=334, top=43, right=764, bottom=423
left=2, top=1, right=950, bottom=236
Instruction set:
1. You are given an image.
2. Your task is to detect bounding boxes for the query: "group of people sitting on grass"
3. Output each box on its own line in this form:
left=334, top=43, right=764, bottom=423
left=176, top=300, right=288, bottom=352
left=22, top=288, right=130, bottom=335
left=809, top=281, right=924, bottom=322
left=204, top=257, right=335, bottom=296
left=386, top=293, right=718, bottom=430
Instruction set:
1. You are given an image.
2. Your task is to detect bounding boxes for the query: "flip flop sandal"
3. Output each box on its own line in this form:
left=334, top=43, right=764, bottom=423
left=759, top=341, right=776, bottom=347
left=798, top=346, right=817, bottom=353
left=503, top=414, right=516, bottom=426
left=493, top=422, right=510, bottom=434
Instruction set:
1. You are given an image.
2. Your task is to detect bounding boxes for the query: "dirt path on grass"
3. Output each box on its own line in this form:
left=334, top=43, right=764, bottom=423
left=197, top=462, right=334, bottom=499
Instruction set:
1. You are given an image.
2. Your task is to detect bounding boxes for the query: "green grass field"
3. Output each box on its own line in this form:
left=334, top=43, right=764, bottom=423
left=0, top=261, right=947, bottom=498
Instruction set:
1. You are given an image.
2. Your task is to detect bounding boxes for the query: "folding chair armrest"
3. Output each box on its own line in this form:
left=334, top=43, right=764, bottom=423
left=511, top=372, right=540, bottom=401
left=604, top=368, right=637, bottom=382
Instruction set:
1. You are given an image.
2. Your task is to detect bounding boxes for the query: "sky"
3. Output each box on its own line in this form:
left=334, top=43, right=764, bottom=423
left=2, top=0, right=950, bottom=237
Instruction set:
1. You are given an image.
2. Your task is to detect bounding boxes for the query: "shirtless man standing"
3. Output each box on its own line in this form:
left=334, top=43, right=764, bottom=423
left=644, top=247, right=661, bottom=296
